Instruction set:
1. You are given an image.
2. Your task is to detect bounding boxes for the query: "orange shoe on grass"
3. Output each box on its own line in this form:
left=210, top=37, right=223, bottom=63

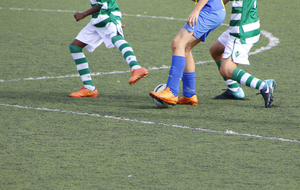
left=129, top=67, right=148, bottom=85
left=178, top=95, right=198, bottom=105
left=149, top=87, right=178, bottom=105
left=69, top=86, right=98, bottom=98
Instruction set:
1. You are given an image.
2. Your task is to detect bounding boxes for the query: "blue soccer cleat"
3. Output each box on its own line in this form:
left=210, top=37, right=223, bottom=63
left=215, top=88, right=245, bottom=99
left=259, top=79, right=277, bottom=108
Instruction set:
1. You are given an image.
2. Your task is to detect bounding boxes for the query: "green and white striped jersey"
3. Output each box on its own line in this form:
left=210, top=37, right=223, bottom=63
left=89, top=0, right=122, bottom=27
left=229, top=0, right=260, bottom=44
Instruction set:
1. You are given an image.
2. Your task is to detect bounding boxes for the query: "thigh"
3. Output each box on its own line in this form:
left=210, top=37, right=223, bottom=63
left=174, top=28, right=197, bottom=43
left=75, top=23, right=103, bottom=52
left=209, top=40, right=225, bottom=61
left=172, top=28, right=200, bottom=56
left=71, top=39, right=87, bottom=48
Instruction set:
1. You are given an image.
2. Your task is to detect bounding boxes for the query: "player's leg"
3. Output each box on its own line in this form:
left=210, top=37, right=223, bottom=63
left=167, top=28, right=197, bottom=96
left=178, top=38, right=200, bottom=105
left=220, top=57, right=276, bottom=108
left=69, top=39, right=98, bottom=97
left=150, top=28, right=197, bottom=105
left=110, top=22, right=148, bottom=85
left=209, top=38, right=244, bottom=99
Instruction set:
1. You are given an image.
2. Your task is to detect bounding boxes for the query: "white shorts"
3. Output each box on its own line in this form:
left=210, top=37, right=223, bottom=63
left=218, top=30, right=253, bottom=65
left=75, top=20, right=124, bottom=52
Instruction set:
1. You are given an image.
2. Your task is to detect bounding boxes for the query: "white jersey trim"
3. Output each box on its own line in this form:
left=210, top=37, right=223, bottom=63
left=232, top=1, right=243, bottom=8
left=231, top=13, right=241, bottom=21
left=242, top=20, right=260, bottom=32
left=245, top=34, right=260, bottom=44
left=229, top=26, right=240, bottom=34
left=111, top=11, right=122, bottom=18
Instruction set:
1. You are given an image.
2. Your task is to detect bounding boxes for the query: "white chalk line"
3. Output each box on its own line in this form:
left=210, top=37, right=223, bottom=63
left=0, top=8, right=279, bottom=83
left=1, top=103, right=299, bottom=144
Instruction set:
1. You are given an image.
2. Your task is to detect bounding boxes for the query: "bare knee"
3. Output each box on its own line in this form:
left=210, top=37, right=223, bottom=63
left=70, top=39, right=86, bottom=48
left=172, top=36, right=181, bottom=53
left=220, top=64, right=235, bottom=79
left=219, top=68, right=230, bottom=79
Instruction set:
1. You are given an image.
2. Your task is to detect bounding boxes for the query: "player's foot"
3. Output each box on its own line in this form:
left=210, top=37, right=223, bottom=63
left=215, top=88, right=245, bottom=99
left=178, top=95, right=198, bottom=105
left=69, top=86, right=98, bottom=98
left=129, top=67, right=148, bottom=85
left=149, top=87, right=178, bottom=105
left=259, top=79, right=277, bottom=108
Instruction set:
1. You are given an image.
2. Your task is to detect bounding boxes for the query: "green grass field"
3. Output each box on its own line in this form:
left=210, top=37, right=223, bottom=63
left=0, top=0, right=299, bottom=189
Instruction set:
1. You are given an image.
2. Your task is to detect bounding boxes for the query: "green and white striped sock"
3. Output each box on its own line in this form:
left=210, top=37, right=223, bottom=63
left=232, top=68, right=265, bottom=91
left=216, top=61, right=240, bottom=92
left=69, top=45, right=95, bottom=91
left=112, top=35, right=141, bottom=70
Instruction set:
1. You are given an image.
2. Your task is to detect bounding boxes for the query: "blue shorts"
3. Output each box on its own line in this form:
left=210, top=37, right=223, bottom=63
left=183, top=9, right=226, bottom=42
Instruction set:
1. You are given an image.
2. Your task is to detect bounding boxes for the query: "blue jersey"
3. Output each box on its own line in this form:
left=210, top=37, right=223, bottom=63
left=197, top=0, right=225, bottom=12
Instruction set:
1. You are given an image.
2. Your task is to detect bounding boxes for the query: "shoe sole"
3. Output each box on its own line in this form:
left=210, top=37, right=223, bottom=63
left=149, top=92, right=177, bottom=105
left=214, top=95, right=244, bottom=100
left=69, top=94, right=98, bottom=98
left=178, top=101, right=198, bottom=105
left=69, top=89, right=98, bottom=98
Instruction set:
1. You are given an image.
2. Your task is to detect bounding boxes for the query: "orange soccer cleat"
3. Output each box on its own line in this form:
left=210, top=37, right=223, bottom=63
left=129, top=67, right=148, bottom=85
left=178, top=95, right=198, bottom=105
left=149, top=87, right=178, bottom=105
left=69, top=86, right=98, bottom=98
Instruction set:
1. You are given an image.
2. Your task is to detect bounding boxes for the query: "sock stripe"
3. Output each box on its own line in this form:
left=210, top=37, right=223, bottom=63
left=69, top=45, right=83, bottom=53
left=225, top=79, right=238, bottom=86
left=121, top=47, right=134, bottom=57
left=240, top=73, right=251, bottom=86
left=71, top=52, right=85, bottom=60
left=246, top=76, right=255, bottom=87
left=76, top=63, right=89, bottom=71
left=83, top=81, right=94, bottom=86
left=250, top=78, right=259, bottom=88
left=81, top=74, right=92, bottom=82
left=78, top=68, right=91, bottom=76
left=75, top=58, right=88, bottom=65
left=119, top=43, right=131, bottom=51
left=111, top=35, right=124, bottom=44
left=258, top=81, right=265, bottom=90
left=114, top=40, right=127, bottom=49
left=124, top=51, right=135, bottom=58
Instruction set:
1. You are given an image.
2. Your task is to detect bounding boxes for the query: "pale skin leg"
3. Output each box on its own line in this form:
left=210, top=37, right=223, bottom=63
left=209, top=40, right=238, bottom=79
left=220, top=57, right=238, bottom=79
left=172, top=28, right=202, bottom=72
left=209, top=40, right=224, bottom=62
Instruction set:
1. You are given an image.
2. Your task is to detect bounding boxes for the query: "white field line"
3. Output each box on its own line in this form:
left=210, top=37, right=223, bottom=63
left=1, top=103, right=299, bottom=144
left=0, top=8, right=279, bottom=83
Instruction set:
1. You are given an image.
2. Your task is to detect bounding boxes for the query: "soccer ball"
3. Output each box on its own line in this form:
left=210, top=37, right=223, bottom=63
left=153, top=84, right=173, bottom=108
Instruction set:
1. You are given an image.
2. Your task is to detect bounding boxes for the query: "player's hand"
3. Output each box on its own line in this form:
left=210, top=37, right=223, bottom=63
left=74, top=13, right=85, bottom=21
left=122, top=25, right=125, bottom=28
left=187, top=10, right=198, bottom=27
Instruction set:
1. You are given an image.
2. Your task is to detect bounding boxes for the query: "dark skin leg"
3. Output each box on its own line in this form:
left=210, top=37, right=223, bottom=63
left=71, top=39, right=87, bottom=48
